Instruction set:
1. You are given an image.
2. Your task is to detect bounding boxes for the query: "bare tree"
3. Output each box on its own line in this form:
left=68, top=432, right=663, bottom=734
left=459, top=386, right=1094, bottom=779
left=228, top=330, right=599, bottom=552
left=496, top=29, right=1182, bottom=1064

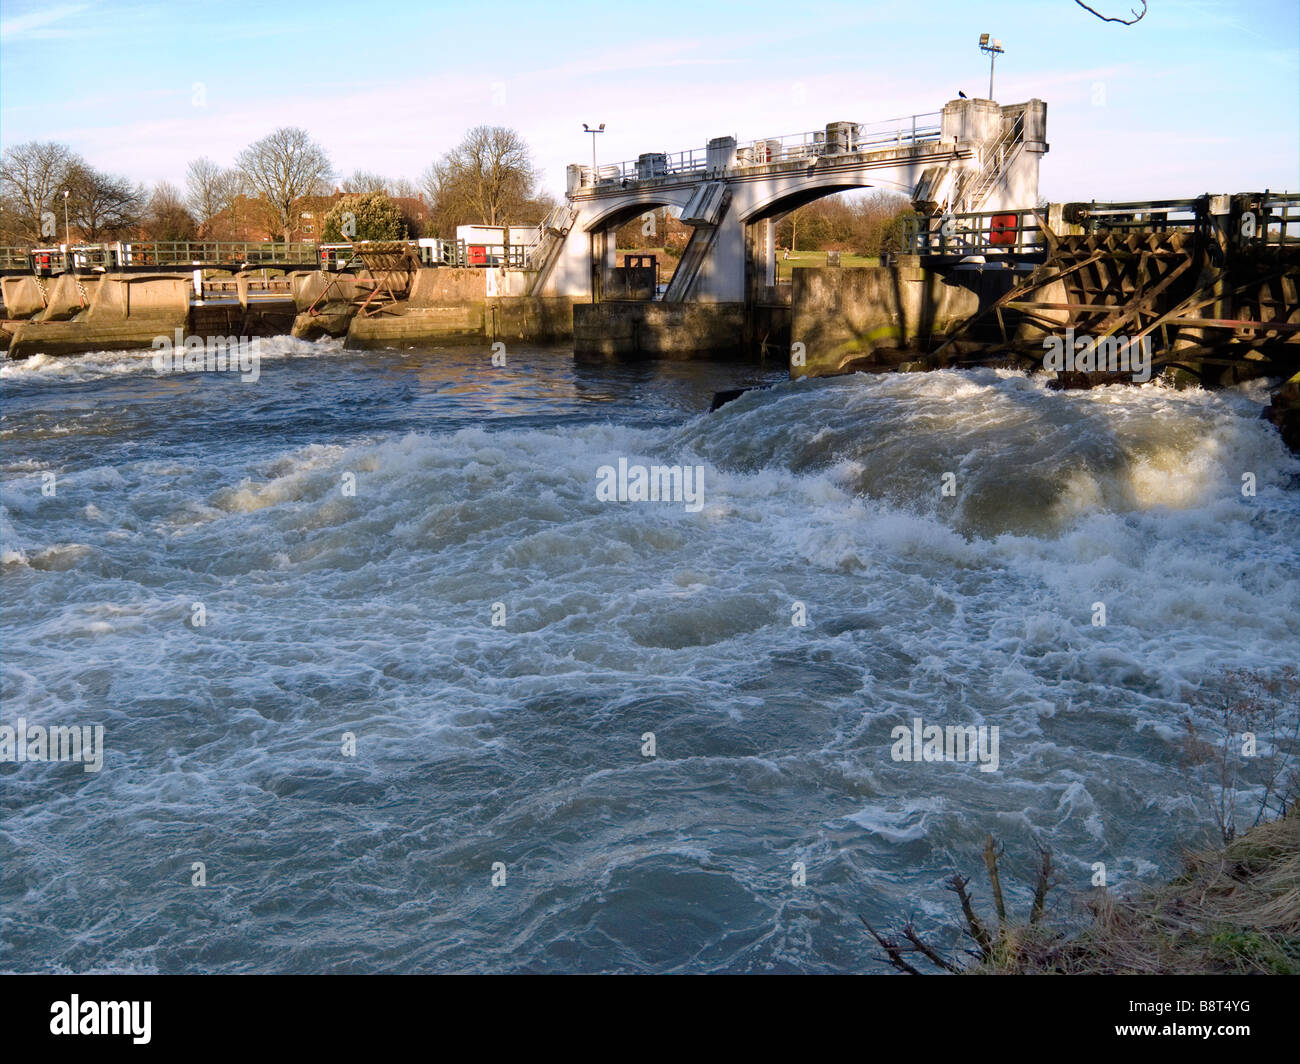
left=425, top=126, right=537, bottom=231
left=772, top=190, right=913, bottom=256
left=235, top=127, right=333, bottom=244
left=144, top=182, right=198, bottom=241
left=65, top=163, right=143, bottom=241
left=0, top=141, right=82, bottom=244
left=341, top=170, right=390, bottom=195
left=185, top=157, right=241, bottom=237
left=420, top=160, right=456, bottom=234
left=1074, top=0, right=1147, bottom=24
left=388, top=177, right=420, bottom=200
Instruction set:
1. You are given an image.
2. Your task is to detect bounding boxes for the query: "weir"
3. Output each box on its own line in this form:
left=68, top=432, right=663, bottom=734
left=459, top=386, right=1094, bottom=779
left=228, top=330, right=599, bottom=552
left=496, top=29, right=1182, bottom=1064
left=3, top=96, right=1044, bottom=358
left=559, top=97, right=1048, bottom=359
left=2, top=97, right=1297, bottom=447
left=1, top=271, right=294, bottom=359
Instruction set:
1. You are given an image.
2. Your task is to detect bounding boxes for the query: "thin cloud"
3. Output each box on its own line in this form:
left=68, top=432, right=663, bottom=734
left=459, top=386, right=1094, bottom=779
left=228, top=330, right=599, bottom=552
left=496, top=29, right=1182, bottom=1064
left=0, top=3, right=89, bottom=41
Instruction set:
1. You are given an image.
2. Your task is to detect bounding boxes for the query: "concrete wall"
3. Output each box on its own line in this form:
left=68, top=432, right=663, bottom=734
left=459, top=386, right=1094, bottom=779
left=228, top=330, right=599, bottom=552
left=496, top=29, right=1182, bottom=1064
left=346, top=305, right=486, bottom=348
left=979, top=103, right=1049, bottom=215
left=790, top=264, right=991, bottom=377
left=407, top=267, right=487, bottom=306
left=87, top=275, right=189, bottom=321
left=699, top=211, right=745, bottom=303
left=488, top=268, right=532, bottom=298
left=573, top=302, right=746, bottom=359
left=488, top=297, right=578, bottom=343
left=345, top=295, right=577, bottom=348
left=8, top=321, right=178, bottom=359
left=37, top=274, right=99, bottom=321
left=941, top=97, right=1003, bottom=144
left=8, top=273, right=190, bottom=358
left=1, top=276, right=47, bottom=320
left=4, top=266, right=572, bottom=356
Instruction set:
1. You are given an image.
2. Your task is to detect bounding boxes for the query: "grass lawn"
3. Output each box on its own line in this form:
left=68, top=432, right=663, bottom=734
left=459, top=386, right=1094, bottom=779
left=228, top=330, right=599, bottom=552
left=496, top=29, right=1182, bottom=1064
left=776, top=251, right=881, bottom=279
left=616, top=247, right=681, bottom=283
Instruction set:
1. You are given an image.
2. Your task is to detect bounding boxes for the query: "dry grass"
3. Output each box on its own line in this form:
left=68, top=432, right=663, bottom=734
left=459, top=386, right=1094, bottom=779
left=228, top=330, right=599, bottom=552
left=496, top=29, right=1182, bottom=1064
left=867, top=667, right=1299, bottom=975
left=976, top=807, right=1299, bottom=975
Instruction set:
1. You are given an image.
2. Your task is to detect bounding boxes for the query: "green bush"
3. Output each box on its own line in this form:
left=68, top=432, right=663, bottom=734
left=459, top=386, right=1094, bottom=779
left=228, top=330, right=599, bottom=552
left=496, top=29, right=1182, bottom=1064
left=321, top=192, right=404, bottom=242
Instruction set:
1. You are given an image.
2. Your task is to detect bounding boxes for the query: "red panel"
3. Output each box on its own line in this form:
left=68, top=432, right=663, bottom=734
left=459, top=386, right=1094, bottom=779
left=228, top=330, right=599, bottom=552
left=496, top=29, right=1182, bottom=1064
left=990, top=213, right=1018, bottom=245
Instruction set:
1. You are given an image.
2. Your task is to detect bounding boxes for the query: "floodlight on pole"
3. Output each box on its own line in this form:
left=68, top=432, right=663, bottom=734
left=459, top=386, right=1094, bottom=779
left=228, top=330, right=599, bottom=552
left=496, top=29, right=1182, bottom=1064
left=979, top=34, right=1004, bottom=101
left=63, top=188, right=71, bottom=247
left=583, top=123, right=605, bottom=183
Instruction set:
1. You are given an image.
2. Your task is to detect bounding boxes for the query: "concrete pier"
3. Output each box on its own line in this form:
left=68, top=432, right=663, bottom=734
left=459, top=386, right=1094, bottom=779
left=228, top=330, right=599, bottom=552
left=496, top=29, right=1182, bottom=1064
left=289, top=267, right=580, bottom=348
left=2, top=272, right=295, bottom=359
left=790, top=261, right=1021, bottom=376
left=1, top=265, right=576, bottom=358
left=4, top=273, right=189, bottom=359
left=573, top=302, right=746, bottom=359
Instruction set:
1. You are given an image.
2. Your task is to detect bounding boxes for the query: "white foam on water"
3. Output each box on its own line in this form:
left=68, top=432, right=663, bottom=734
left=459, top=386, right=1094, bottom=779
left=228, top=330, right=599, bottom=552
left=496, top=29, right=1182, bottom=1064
left=0, top=335, right=347, bottom=384
left=2, top=363, right=1296, bottom=972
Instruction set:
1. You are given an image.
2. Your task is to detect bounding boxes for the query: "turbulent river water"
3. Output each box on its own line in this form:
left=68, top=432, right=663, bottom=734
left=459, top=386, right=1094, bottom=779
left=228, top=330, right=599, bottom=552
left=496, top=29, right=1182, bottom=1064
left=2, top=337, right=1296, bottom=973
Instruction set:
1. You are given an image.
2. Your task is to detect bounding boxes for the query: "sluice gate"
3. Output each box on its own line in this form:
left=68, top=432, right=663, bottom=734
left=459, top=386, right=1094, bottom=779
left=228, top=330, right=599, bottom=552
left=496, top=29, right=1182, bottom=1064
left=931, top=195, right=1299, bottom=386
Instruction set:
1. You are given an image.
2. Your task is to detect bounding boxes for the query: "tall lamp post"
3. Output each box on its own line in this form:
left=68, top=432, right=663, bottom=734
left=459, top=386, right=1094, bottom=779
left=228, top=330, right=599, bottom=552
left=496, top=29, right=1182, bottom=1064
left=62, top=188, right=71, bottom=247
left=979, top=34, right=1004, bottom=101
left=583, top=122, right=605, bottom=184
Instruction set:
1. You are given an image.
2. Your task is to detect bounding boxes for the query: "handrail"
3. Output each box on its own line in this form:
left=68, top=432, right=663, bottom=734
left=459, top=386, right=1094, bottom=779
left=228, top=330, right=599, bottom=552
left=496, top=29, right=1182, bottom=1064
left=582, top=110, right=944, bottom=188
left=906, top=207, right=1045, bottom=257
left=3, top=237, right=558, bottom=273
left=10, top=240, right=324, bottom=270
left=948, top=111, right=1025, bottom=212
left=118, top=240, right=320, bottom=264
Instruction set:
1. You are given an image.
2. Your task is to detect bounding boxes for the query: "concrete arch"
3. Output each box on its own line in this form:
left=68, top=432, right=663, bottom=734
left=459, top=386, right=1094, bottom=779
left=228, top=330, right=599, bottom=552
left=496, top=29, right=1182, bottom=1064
left=582, top=190, right=696, bottom=232
left=739, top=173, right=915, bottom=224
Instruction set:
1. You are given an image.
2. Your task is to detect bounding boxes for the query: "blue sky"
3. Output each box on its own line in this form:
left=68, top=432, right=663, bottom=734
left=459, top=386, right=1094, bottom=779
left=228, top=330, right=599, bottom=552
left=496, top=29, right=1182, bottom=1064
left=1, top=0, right=1296, bottom=202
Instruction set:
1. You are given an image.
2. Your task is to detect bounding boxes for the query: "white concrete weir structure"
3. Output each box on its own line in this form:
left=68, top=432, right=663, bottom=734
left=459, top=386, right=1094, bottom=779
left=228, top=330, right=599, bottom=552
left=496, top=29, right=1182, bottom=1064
left=534, top=97, right=1048, bottom=305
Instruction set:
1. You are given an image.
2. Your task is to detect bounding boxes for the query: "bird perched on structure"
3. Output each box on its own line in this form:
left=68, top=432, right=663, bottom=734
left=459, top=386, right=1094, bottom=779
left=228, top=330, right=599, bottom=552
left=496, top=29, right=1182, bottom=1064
left=958, top=90, right=968, bottom=98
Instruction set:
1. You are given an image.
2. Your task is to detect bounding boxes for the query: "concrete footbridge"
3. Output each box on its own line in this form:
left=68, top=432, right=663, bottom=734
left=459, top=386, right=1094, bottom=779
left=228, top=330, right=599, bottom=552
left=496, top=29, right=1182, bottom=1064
left=531, top=96, right=1048, bottom=303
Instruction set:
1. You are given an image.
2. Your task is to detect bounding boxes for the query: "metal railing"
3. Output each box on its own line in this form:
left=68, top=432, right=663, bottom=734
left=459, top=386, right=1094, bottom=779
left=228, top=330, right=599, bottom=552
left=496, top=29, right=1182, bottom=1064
left=1064, top=198, right=1208, bottom=234
left=906, top=208, right=1045, bottom=258
left=583, top=110, right=943, bottom=188
left=421, top=239, right=464, bottom=267
left=1, top=241, right=323, bottom=273
left=2, top=236, right=555, bottom=274
left=592, top=148, right=710, bottom=185
left=323, top=238, right=536, bottom=270
left=948, top=111, right=1025, bottom=212
left=470, top=243, right=531, bottom=268
left=740, top=112, right=943, bottom=167
left=524, top=209, right=572, bottom=272
left=1255, top=194, right=1300, bottom=246
left=120, top=240, right=319, bottom=265
left=1064, top=194, right=1300, bottom=247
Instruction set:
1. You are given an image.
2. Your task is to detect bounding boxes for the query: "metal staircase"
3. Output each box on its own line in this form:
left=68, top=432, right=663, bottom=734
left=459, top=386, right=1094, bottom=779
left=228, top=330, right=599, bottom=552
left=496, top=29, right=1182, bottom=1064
left=947, top=110, right=1026, bottom=214
left=525, top=203, right=577, bottom=296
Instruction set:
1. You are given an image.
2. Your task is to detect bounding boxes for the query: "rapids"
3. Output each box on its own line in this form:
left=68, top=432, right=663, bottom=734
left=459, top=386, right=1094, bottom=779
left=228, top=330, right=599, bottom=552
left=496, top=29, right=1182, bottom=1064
left=2, top=338, right=1295, bottom=972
